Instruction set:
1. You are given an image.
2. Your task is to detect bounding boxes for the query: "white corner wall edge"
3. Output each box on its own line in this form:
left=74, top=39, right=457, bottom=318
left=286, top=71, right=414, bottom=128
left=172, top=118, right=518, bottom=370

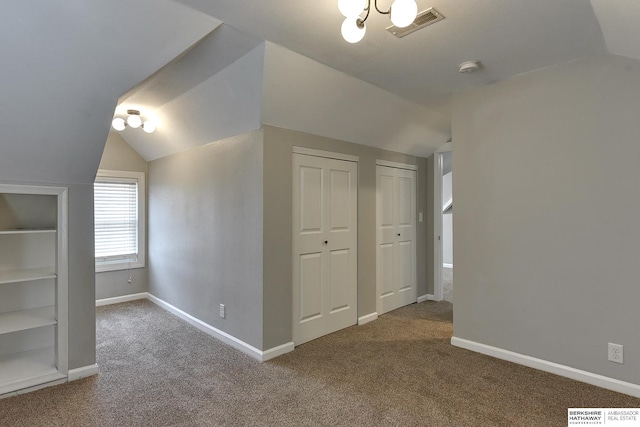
left=96, top=293, right=148, bottom=307
left=68, top=364, right=100, bottom=382
left=358, top=312, right=378, bottom=325
left=145, top=293, right=293, bottom=362
left=451, top=337, right=640, bottom=399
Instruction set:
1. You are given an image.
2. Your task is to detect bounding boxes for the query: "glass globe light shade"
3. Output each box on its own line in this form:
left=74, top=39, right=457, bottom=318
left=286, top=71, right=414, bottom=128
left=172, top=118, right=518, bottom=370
left=127, top=114, right=142, bottom=129
left=112, top=118, right=126, bottom=131
left=142, top=120, right=156, bottom=134
left=390, top=0, right=418, bottom=28
left=338, top=0, right=366, bottom=18
left=341, top=17, right=366, bottom=43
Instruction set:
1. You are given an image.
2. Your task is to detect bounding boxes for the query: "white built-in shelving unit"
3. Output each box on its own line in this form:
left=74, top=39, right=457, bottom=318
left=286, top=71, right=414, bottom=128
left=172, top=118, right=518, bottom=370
left=0, top=185, right=68, bottom=396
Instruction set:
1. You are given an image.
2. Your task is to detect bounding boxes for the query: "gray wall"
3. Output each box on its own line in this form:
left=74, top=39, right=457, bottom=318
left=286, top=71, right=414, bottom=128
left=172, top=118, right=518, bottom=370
left=452, top=53, right=640, bottom=385
left=148, top=130, right=264, bottom=349
left=262, top=126, right=429, bottom=349
left=95, top=132, right=149, bottom=299
left=99, top=132, right=149, bottom=174
left=67, top=183, right=97, bottom=369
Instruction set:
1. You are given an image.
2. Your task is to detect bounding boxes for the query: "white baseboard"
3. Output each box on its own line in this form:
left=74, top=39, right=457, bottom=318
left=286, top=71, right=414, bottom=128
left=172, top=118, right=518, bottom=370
left=443, top=263, right=453, bottom=269
left=358, top=312, right=378, bottom=325
left=261, top=342, right=295, bottom=361
left=451, top=337, right=640, bottom=399
left=1, top=378, right=68, bottom=399
left=146, top=293, right=293, bottom=362
left=96, top=293, right=147, bottom=307
left=68, top=364, right=99, bottom=381
left=1, top=365, right=98, bottom=399
left=417, top=294, right=432, bottom=303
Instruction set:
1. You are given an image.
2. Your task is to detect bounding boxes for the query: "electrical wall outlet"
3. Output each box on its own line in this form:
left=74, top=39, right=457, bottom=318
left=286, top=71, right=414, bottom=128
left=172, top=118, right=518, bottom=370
left=219, top=304, right=225, bottom=319
left=608, top=343, right=624, bottom=364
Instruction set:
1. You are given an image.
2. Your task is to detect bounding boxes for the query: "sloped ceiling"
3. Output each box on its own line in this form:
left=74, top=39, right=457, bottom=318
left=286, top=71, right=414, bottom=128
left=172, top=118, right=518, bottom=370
left=0, top=1, right=219, bottom=184
left=175, top=0, right=607, bottom=114
left=262, top=43, right=449, bottom=156
left=591, top=0, right=640, bottom=61
left=5, top=1, right=638, bottom=175
left=117, top=36, right=450, bottom=160
left=116, top=25, right=264, bottom=161
left=117, top=0, right=613, bottom=160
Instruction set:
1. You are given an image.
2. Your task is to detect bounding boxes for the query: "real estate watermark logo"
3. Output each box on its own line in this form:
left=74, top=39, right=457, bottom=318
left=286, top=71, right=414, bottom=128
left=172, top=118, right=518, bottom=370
left=568, top=409, right=640, bottom=426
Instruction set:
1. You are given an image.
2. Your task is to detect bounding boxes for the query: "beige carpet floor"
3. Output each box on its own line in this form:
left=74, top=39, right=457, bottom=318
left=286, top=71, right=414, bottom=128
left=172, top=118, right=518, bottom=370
left=1, top=300, right=638, bottom=426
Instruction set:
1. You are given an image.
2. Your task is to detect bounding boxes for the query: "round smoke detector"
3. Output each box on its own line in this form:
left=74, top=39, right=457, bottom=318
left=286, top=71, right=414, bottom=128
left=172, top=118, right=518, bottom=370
left=459, top=61, right=481, bottom=74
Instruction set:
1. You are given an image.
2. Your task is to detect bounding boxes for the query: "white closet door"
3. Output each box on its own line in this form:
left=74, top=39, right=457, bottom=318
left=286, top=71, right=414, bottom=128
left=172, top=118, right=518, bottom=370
left=293, top=153, right=357, bottom=345
left=376, top=165, right=417, bottom=314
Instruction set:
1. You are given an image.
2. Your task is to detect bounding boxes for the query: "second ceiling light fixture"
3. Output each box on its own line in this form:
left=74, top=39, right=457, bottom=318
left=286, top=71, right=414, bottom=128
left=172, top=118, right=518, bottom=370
left=112, top=110, right=156, bottom=134
left=339, top=0, right=418, bottom=43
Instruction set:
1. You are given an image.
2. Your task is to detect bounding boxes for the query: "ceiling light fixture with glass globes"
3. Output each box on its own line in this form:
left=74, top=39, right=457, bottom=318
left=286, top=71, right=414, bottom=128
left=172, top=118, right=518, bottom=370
left=111, top=110, right=156, bottom=134
left=339, top=0, right=418, bottom=43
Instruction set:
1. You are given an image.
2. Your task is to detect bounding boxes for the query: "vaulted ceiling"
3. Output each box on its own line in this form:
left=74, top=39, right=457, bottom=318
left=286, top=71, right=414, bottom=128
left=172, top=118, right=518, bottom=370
left=1, top=0, right=219, bottom=183
left=172, top=0, right=640, bottom=114
left=115, top=0, right=640, bottom=160
left=3, top=1, right=640, bottom=182
left=175, top=0, right=610, bottom=114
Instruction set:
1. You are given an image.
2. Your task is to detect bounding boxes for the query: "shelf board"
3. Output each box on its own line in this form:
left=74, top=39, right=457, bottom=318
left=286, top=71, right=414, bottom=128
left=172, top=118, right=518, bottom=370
left=0, top=268, right=56, bottom=285
left=0, top=229, right=56, bottom=235
left=0, top=306, right=56, bottom=335
left=0, top=347, right=64, bottom=395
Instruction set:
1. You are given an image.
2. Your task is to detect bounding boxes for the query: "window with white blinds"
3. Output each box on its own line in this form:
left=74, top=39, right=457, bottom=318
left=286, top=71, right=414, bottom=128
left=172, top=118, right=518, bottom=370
left=94, top=170, right=146, bottom=272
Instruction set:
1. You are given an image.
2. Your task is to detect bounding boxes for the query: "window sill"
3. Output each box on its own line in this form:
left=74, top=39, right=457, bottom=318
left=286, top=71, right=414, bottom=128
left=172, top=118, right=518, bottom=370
left=95, top=261, right=145, bottom=274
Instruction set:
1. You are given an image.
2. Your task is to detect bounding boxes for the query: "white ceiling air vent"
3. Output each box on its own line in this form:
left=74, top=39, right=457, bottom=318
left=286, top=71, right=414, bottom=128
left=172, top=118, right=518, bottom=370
left=386, top=7, right=445, bottom=38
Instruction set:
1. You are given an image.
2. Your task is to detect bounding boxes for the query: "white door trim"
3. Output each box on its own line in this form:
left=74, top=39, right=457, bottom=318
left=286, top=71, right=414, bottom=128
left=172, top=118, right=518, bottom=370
left=433, top=154, right=443, bottom=302
left=292, top=146, right=359, bottom=163
left=375, top=160, right=417, bottom=171
left=433, top=144, right=452, bottom=301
